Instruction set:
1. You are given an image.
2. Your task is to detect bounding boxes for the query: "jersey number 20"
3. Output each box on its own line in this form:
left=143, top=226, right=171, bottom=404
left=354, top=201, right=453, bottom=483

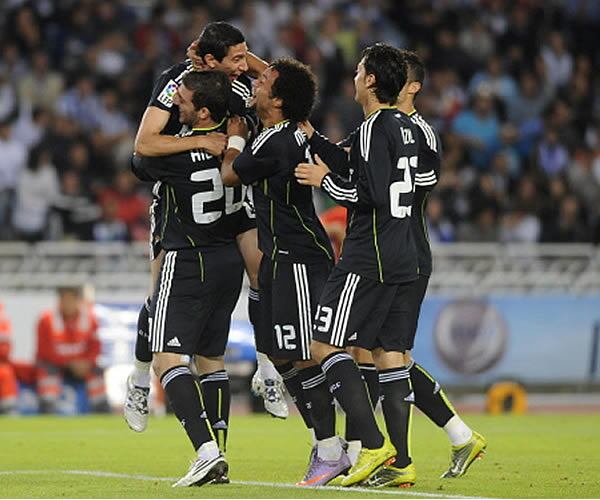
left=190, top=168, right=245, bottom=224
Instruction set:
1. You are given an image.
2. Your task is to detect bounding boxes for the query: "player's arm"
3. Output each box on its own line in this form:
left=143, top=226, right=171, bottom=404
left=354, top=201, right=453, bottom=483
left=414, top=128, right=441, bottom=192
left=299, top=121, right=351, bottom=176
left=36, top=316, right=64, bottom=367
left=246, top=52, right=269, bottom=78
left=221, top=117, right=278, bottom=187
left=134, top=106, right=226, bottom=157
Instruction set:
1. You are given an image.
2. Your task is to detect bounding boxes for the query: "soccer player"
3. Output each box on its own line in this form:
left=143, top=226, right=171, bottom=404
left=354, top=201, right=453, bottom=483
left=124, top=21, right=286, bottom=437
left=36, top=287, right=109, bottom=414
left=220, top=59, right=351, bottom=485
left=294, top=44, right=419, bottom=487
left=365, top=50, right=486, bottom=483
left=131, top=70, right=243, bottom=487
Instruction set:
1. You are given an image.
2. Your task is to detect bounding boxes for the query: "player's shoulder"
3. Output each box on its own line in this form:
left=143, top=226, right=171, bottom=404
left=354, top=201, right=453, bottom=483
left=232, top=73, right=253, bottom=98
left=250, top=120, right=295, bottom=155
left=159, top=59, right=193, bottom=81
left=409, top=111, right=440, bottom=154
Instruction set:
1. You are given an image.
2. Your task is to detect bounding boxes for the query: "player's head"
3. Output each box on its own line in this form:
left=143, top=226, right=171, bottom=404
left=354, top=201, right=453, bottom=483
left=396, top=49, right=425, bottom=107
left=57, top=286, right=83, bottom=318
left=354, top=43, right=406, bottom=107
left=253, top=58, right=316, bottom=123
left=175, top=71, right=231, bottom=127
left=196, top=22, right=248, bottom=80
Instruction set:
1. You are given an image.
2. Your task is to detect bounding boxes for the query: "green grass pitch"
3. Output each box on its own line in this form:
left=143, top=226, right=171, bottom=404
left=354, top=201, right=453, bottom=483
left=1, top=413, right=599, bottom=498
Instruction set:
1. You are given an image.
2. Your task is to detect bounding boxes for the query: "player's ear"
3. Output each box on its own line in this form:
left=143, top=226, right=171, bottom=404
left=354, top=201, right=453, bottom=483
left=203, top=53, right=218, bottom=69
left=365, top=73, right=376, bottom=90
left=199, top=107, right=211, bottom=121
left=271, top=96, right=283, bottom=110
left=409, top=81, right=421, bottom=94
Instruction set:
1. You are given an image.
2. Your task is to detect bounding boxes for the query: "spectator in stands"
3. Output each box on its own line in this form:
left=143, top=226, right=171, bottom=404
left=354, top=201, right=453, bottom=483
left=93, top=198, right=130, bottom=242
left=17, top=50, right=64, bottom=111
left=0, top=303, right=18, bottom=415
left=55, top=73, right=102, bottom=132
left=12, top=146, right=60, bottom=242
left=453, top=86, right=500, bottom=169
left=426, top=195, right=455, bottom=243
left=0, top=120, right=27, bottom=238
left=35, top=287, right=109, bottom=414
left=536, top=128, right=570, bottom=178
left=541, top=195, right=588, bottom=243
left=541, top=31, right=573, bottom=90
left=97, top=170, right=148, bottom=239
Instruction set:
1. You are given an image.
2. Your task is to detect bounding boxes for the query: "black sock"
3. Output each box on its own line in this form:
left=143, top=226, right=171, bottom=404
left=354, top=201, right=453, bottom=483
left=359, top=363, right=380, bottom=410
left=276, top=362, right=313, bottom=430
left=345, top=363, right=380, bottom=442
left=199, top=370, right=230, bottom=452
left=321, top=352, right=383, bottom=449
left=379, top=367, right=413, bottom=468
left=248, top=287, right=260, bottom=336
left=135, top=298, right=152, bottom=363
left=299, top=365, right=335, bottom=440
left=409, top=360, right=455, bottom=427
left=160, top=365, right=213, bottom=451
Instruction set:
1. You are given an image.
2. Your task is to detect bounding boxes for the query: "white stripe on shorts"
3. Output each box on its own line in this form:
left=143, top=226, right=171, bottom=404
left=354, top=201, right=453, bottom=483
left=330, top=273, right=360, bottom=347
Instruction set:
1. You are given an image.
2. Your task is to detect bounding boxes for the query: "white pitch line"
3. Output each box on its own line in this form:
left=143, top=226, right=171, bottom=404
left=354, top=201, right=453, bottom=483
left=1, top=469, right=490, bottom=499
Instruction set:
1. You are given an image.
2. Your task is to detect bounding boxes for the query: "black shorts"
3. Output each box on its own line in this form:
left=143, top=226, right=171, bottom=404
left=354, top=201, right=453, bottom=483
left=256, top=257, right=332, bottom=361
left=149, top=184, right=163, bottom=261
left=312, top=267, right=420, bottom=352
left=406, top=274, right=429, bottom=350
left=149, top=245, right=244, bottom=357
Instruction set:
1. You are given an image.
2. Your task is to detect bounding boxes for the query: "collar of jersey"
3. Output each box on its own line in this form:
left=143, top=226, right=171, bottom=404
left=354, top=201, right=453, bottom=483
left=264, top=119, right=290, bottom=129
left=408, top=108, right=417, bottom=116
left=192, top=117, right=226, bottom=132
left=366, top=105, right=396, bottom=119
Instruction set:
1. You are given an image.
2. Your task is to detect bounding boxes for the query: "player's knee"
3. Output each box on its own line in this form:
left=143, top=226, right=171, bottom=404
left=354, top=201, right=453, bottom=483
left=194, top=355, right=224, bottom=375
left=310, top=340, right=334, bottom=363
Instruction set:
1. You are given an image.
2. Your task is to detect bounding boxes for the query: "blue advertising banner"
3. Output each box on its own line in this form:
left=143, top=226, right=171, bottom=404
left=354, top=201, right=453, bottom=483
left=412, top=295, right=600, bottom=385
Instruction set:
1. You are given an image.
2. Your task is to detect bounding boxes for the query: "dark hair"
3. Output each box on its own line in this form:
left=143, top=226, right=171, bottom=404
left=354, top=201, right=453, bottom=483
left=57, top=286, right=83, bottom=297
left=181, top=71, right=231, bottom=123
left=398, top=49, right=425, bottom=85
left=361, top=43, right=407, bottom=105
left=197, top=22, right=245, bottom=62
left=269, top=58, right=317, bottom=122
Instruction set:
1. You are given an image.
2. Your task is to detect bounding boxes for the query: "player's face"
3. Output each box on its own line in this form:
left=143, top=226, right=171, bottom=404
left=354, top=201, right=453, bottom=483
left=174, top=84, right=197, bottom=126
left=252, top=67, right=278, bottom=115
left=353, top=59, right=368, bottom=105
left=211, top=42, right=249, bottom=81
left=59, top=291, right=82, bottom=318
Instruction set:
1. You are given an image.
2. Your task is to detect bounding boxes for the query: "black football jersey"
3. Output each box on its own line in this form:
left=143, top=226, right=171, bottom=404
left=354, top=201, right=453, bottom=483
left=310, top=108, right=419, bottom=284
left=232, top=120, right=334, bottom=264
left=132, top=127, right=250, bottom=250
left=408, top=110, right=441, bottom=276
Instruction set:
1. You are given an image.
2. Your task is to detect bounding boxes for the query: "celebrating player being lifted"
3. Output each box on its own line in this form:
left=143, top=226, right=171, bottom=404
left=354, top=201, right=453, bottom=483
left=220, top=59, right=354, bottom=485
left=295, top=43, right=421, bottom=487
left=125, top=21, right=286, bottom=438
left=132, top=70, right=244, bottom=487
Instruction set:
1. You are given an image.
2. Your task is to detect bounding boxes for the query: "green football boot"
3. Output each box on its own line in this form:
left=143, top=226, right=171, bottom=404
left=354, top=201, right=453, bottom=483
left=441, top=431, right=487, bottom=478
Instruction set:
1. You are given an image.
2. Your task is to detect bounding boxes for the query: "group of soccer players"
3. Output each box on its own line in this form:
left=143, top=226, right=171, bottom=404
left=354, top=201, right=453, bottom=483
left=123, top=21, right=487, bottom=488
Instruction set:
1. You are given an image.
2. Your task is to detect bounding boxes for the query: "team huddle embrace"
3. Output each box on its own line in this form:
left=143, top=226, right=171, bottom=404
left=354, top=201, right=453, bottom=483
left=124, top=21, right=486, bottom=489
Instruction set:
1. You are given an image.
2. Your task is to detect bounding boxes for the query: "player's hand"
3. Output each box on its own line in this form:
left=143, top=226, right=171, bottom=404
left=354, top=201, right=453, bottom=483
left=228, top=116, right=249, bottom=139
left=298, top=121, right=315, bottom=139
left=186, top=40, right=207, bottom=70
left=197, top=132, right=227, bottom=156
left=295, top=154, right=330, bottom=187
left=68, top=360, right=92, bottom=379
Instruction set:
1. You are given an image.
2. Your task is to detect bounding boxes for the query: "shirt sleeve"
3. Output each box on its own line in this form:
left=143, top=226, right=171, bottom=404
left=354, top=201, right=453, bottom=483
left=309, top=132, right=351, bottom=177
left=413, top=121, right=441, bottom=192
left=232, top=133, right=280, bottom=185
left=321, top=118, right=391, bottom=209
left=131, top=154, right=175, bottom=182
left=148, top=68, right=180, bottom=111
left=36, top=314, right=64, bottom=366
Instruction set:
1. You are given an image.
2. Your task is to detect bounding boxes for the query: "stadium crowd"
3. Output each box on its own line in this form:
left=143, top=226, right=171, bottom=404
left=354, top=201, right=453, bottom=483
left=0, top=0, right=599, bottom=244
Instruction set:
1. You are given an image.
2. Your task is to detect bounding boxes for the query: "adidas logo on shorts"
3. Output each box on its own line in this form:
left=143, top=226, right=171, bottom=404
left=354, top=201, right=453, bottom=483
left=348, top=332, right=358, bottom=341
left=167, top=337, right=181, bottom=347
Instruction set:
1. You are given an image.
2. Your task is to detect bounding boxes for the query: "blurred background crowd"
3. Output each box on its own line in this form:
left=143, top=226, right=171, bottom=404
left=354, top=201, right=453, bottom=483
left=0, top=0, right=599, bottom=244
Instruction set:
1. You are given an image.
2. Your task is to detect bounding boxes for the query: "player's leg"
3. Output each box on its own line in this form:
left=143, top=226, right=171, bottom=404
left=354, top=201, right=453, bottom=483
left=0, top=362, right=18, bottom=415
left=236, top=228, right=286, bottom=418
left=124, top=238, right=164, bottom=431
left=84, top=365, right=110, bottom=413
left=405, top=275, right=486, bottom=478
left=311, top=270, right=394, bottom=487
left=345, top=346, right=379, bottom=465
left=287, top=261, right=349, bottom=486
left=150, top=250, right=226, bottom=487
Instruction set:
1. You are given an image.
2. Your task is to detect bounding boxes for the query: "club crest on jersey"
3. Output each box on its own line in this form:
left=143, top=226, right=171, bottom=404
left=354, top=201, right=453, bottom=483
left=157, top=79, right=178, bottom=107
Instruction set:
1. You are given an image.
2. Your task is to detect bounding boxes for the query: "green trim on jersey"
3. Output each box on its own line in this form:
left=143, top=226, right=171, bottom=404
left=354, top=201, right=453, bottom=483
left=421, top=191, right=431, bottom=245
left=269, top=197, right=278, bottom=260
left=372, top=208, right=383, bottom=282
left=366, top=105, right=396, bottom=119
left=191, top=117, right=227, bottom=132
left=198, top=251, right=205, bottom=282
left=291, top=204, right=333, bottom=262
